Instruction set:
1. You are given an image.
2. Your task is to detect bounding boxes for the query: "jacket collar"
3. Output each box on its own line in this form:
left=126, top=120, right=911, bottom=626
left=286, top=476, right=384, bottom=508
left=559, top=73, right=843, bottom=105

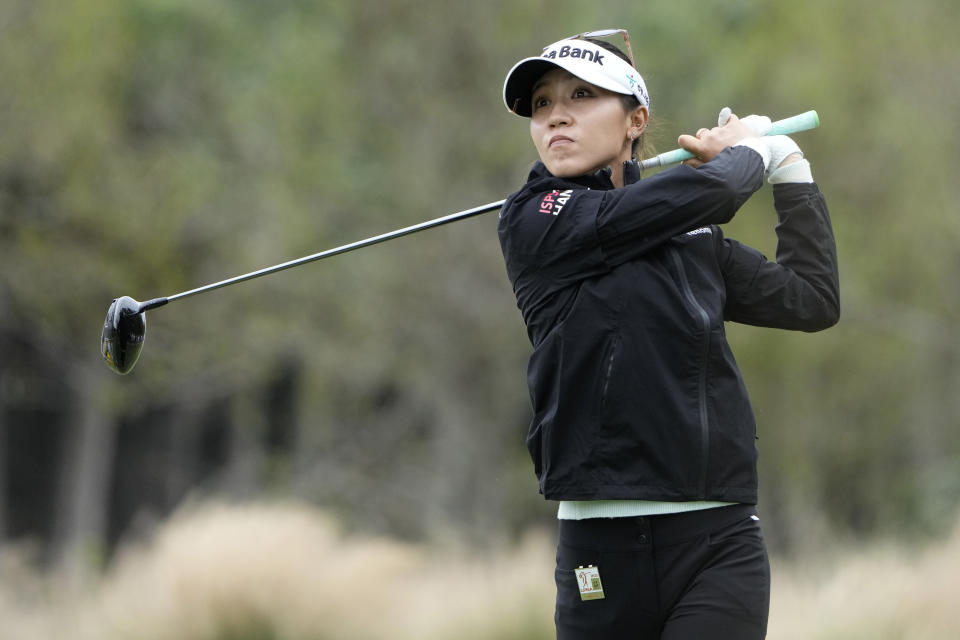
left=526, top=160, right=643, bottom=189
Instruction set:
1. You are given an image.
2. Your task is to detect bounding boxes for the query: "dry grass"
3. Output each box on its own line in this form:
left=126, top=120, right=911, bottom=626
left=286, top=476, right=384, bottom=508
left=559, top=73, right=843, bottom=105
left=1, top=500, right=555, bottom=640
left=770, top=525, right=960, bottom=640
left=1, top=501, right=958, bottom=639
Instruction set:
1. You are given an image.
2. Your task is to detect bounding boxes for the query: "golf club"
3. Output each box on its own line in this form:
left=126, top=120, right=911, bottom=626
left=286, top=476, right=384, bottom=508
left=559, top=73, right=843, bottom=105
left=102, top=110, right=820, bottom=374
left=101, top=199, right=505, bottom=374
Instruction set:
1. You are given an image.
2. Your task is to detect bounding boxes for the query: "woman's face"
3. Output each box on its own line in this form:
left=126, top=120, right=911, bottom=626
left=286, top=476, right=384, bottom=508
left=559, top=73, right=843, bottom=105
left=529, top=69, right=639, bottom=179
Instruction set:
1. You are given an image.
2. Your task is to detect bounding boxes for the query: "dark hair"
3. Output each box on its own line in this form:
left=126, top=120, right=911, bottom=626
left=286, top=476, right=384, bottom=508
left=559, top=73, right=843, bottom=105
left=584, top=37, right=649, bottom=160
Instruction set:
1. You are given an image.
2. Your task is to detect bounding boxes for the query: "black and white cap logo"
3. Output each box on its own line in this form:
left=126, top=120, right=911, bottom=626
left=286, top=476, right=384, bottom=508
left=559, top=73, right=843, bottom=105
left=503, top=38, right=649, bottom=117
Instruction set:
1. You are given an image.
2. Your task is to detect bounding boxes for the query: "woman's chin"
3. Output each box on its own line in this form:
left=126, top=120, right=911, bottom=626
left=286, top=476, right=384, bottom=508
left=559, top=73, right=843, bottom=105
left=545, top=159, right=592, bottom=178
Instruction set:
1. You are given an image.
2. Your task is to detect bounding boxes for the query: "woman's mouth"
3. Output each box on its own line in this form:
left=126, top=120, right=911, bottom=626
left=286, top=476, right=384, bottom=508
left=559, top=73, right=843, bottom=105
left=549, top=135, right=574, bottom=148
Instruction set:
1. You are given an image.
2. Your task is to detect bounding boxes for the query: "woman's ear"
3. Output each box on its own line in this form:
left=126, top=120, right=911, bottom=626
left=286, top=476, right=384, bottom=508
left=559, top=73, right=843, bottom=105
left=630, top=106, right=649, bottom=138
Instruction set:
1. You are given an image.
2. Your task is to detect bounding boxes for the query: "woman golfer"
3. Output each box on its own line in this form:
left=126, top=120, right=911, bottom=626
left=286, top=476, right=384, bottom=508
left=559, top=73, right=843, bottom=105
left=498, top=30, right=839, bottom=639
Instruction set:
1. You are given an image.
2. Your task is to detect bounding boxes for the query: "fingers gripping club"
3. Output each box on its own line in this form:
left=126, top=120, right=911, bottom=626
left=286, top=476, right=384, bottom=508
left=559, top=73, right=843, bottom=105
left=640, top=110, right=820, bottom=170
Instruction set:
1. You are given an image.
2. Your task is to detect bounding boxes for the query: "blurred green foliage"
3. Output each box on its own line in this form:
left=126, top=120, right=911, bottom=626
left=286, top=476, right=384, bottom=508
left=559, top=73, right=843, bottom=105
left=1, top=0, right=958, bottom=556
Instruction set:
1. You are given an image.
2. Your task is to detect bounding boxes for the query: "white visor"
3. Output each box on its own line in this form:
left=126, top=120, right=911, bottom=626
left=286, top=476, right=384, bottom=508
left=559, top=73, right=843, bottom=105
left=503, top=38, right=650, bottom=117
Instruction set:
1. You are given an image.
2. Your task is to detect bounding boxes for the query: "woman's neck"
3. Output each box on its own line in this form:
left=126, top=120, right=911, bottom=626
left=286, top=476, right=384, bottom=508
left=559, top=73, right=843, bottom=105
left=609, top=162, right=626, bottom=188
left=608, top=150, right=635, bottom=188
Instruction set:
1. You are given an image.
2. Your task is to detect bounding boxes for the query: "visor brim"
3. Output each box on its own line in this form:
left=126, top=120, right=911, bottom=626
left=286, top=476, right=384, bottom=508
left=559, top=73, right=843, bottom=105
left=502, top=59, right=560, bottom=117
left=502, top=56, right=634, bottom=117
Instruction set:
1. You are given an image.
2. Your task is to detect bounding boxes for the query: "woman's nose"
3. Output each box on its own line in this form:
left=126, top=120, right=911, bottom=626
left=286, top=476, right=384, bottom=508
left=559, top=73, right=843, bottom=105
left=548, top=107, right=570, bottom=128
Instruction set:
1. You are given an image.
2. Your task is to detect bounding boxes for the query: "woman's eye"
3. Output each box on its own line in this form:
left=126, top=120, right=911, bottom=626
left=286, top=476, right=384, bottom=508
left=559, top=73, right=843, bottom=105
left=573, top=88, right=591, bottom=98
left=532, top=96, right=549, bottom=110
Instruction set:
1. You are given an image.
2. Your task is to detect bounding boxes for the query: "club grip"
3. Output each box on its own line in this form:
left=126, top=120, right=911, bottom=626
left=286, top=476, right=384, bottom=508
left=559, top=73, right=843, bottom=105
left=641, top=110, right=820, bottom=170
left=767, top=110, right=820, bottom=136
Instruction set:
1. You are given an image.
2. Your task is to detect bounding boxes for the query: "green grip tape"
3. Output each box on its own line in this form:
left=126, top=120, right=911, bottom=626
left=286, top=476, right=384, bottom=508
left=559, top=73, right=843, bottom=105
left=641, top=110, right=820, bottom=170
left=767, top=110, right=820, bottom=136
left=647, top=147, right=695, bottom=167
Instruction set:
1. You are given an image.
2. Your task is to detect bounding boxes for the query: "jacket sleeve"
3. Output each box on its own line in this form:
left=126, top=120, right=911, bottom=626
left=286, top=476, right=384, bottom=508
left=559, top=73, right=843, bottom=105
left=719, top=182, right=840, bottom=331
left=499, top=146, right=764, bottom=289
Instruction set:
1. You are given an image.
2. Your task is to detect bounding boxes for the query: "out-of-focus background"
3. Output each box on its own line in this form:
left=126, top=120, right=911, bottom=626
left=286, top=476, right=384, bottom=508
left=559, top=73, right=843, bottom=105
left=1, top=0, right=957, bottom=638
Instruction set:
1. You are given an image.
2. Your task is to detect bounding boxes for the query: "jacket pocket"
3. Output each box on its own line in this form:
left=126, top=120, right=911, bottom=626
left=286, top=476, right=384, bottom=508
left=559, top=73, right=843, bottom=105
left=599, top=333, right=621, bottom=414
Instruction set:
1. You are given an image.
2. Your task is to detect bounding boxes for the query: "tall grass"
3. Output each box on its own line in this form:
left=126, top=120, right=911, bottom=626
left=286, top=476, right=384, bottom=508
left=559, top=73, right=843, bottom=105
left=770, top=526, right=960, bottom=640
left=1, top=501, right=958, bottom=639
left=1, top=500, right=556, bottom=640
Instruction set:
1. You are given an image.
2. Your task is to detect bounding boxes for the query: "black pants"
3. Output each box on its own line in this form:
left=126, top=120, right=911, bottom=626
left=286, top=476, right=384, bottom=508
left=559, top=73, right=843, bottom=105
left=555, top=504, right=770, bottom=639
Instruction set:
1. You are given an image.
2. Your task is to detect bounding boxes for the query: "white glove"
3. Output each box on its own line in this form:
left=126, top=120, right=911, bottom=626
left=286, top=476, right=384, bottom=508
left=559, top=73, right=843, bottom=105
left=765, top=135, right=806, bottom=181
left=741, top=114, right=772, bottom=136
left=717, top=107, right=771, bottom=136
left=768, top=158, right=813, bottom=184
left=718, top=108, right=811, bottom=182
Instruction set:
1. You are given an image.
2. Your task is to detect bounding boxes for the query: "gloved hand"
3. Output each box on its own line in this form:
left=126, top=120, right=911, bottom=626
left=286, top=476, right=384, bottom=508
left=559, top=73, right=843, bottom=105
left=717, top=107, right=812, bottom=182
left=765, top=135, right=803, bottom=174
left=767, top=136, right=812, bottom=184
left=718, top=107, right=771, bottom=136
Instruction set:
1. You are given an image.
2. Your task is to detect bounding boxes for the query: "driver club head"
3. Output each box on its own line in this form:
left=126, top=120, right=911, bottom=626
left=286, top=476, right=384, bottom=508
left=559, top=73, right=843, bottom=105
left=101, top=296, right=146, bottom=375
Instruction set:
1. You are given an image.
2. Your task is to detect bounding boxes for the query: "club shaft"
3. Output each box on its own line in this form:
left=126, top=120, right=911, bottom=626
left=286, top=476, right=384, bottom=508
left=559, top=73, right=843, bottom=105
left=640, top=110, right=820, bottom=170
left=140, top=199, right=505, bottom=310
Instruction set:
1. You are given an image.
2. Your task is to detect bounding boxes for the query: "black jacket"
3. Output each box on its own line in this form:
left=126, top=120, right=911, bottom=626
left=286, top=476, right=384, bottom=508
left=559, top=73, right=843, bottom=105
left=498, top=147, right=839, bottom=502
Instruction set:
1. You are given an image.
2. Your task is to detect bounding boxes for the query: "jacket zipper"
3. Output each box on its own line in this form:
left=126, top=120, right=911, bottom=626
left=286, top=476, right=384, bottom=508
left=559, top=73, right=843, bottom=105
left=667, top=247, right=711, bottom=499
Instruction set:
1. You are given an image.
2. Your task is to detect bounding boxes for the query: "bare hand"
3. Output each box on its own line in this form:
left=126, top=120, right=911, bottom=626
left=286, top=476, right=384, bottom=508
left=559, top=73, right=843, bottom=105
left=677, top=114, right=756, bottom=168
